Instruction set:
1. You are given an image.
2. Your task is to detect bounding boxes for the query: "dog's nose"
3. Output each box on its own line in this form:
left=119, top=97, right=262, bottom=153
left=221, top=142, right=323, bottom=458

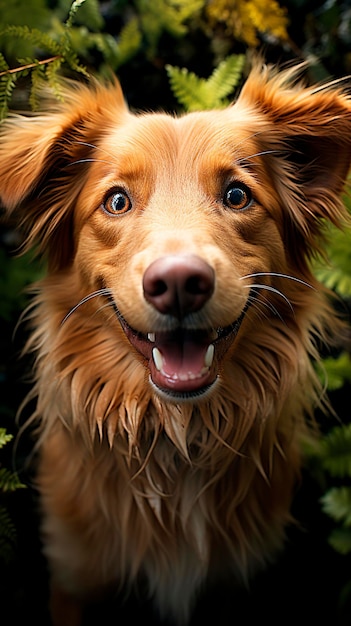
left=143, top=255, right=215, bottom=317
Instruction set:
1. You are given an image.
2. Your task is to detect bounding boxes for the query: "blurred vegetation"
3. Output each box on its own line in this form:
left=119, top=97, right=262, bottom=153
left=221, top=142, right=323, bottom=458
left=0, top=0, right=351, bottom=622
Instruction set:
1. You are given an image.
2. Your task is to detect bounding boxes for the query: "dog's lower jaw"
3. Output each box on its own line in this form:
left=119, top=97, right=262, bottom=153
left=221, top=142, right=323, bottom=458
left=149, top=373, right=219, bottom=403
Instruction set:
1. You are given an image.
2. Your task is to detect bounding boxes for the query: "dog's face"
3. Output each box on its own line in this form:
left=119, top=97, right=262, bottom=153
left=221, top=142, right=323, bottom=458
left=1, top=66, right=351, bottom=403
left=73, top=109, right=288, bottom=400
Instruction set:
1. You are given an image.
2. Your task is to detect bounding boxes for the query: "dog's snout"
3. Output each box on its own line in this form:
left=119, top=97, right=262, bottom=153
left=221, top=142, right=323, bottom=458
left=143, top=255, right=215, bottom=317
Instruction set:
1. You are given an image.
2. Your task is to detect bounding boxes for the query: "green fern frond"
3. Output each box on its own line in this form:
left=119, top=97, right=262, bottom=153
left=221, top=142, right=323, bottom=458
left=328, top=527, right=351, bottom=555
left=317, top=352, right=351, bottom=392
left=319, top=424, right=351, bottom=478
left=313, top=201, right=351, bottom=297
left=68, top=0, right=103, bottom=32
left=0, top=468, right=26, bottom=493
left=0, top=52, right=9, bottom=73
left=115, top=18, right=142, bottom=68
left=206, top=54, right=245, bottom=102
left=166, top=65, right=208, bottom=111
left=65, top=0, right=89, bottom=30
left=166, top=54, right=245, bottom=111
left=0, top=429, right=13, bottom=450
left=138, top=0, right=205, bottom=55
left=321, top=487, right=351, bottom=527
left=0, top=505, right=17, bottom=563
left=1, top=25, right=62, bottom=56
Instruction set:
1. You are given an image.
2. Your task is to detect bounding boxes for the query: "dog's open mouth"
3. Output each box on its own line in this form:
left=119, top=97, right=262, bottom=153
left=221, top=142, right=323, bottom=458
left=116, top=292, right=254, bottom=400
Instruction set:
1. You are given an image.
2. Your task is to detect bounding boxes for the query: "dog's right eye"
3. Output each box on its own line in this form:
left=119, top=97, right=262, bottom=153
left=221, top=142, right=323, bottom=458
left=224, top=183, right=252, bottom=211
left=102, top=190, right=132, bottom=216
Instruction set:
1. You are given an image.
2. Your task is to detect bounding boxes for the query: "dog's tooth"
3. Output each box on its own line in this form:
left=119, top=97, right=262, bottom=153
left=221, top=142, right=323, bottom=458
left=152, top=347, right=164, bottom=372
left=204, top=344, right=214, bottom=368
left=148, top=333, right=156, bottom=342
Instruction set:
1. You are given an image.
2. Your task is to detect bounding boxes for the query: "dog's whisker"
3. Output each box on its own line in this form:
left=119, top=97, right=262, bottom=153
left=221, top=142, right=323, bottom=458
left=244, top=283, right=295, bottom=314
left=61, top=288, right=113, bottom=325
left=241, top=272, right=315, bottom=290
left=74, top=141, right=120, bottom=163
left=237, top=149, right=281, bottom=164
left=68, top=158, right=112, bottom=167
left=249, top=293, right=286, bottom=324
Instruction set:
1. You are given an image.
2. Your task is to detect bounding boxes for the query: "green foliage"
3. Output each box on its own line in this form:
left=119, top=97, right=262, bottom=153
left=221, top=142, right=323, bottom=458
left=316, top=352, right=351, bottom=393
left=0, top=429, right=13, bottom=449
left=137, top=0, right=205, bottom=55
left=0, top=505, right=17, bottom=564
left=166, top=53, right=245, bottom=111
left=0, top=249, right=43, bottom=322
left=308, top=424, right=351, bottom=558
left=0, top=429, right=26, bottom=563
left=0, top=0, right=90, bottom=118
left=318, top=424, right=351, bottom=480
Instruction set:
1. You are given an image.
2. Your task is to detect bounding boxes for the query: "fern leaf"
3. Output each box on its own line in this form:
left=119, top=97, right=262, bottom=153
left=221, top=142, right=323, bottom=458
left=167, top=54, right=245, bottom=111
left=328, top=527, right=351, bottom=555
left=0, top=505, right=17, bottom=563
left=317, top=352, right=351, bottom=392
left=313, top=209, right=351, bottom=297
left=65, top=0, right=88, bottom=30
left=319, top=423, right=351, bottom=478
left=0, top=429, right=13, bottom=450
left=0, top=52, right=9, bottom=73
left=70, top=0, right=104, bottom=32
left=0, top=73, right=17, bottom=120
left=44, top=56, right=64, bottom=100
left=166, top=65, right=208, bottom=111
left=1, top=25, right=61, bottom=56
left=29, top=63, right=46, bottom=110
left=321, top=487, right=351, bottom=526
left=115, top=18, right=142, bottom=68
left=207, top=54, right=245, bottom=102
left=0, top=468, right=26, bottom=493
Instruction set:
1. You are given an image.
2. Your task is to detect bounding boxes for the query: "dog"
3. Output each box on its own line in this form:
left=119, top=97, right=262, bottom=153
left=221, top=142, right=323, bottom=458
left=1, top=62, right=351, bottom=625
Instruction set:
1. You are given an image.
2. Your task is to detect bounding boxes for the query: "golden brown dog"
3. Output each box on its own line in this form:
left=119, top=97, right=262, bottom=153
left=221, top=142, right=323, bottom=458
left=1, top=63, right=351, bottom=624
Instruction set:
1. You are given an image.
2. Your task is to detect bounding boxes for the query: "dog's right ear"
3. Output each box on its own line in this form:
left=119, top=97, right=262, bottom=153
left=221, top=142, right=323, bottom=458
left=0, top=79, right=128, bottom=269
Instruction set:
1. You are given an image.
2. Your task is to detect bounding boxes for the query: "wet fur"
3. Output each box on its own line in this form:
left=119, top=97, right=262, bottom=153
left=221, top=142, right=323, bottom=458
left=1, top=63, right=351, bottom=624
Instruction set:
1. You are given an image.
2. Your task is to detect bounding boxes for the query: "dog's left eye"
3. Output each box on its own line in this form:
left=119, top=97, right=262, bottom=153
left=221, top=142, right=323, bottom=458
left=102, top=190, right=132, bottom=215
left=224, top=183, right=252, bottom=211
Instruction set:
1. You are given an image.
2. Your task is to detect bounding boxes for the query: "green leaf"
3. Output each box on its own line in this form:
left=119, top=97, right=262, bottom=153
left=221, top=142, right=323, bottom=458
left=328, top=527, right=351, bottom=555
left=321, top=487, right=351, bottom=526
left=319, top=424, right=351, bottom=478
left=0, top=505, right=17, bottom=563
left=115, top=18, right=142, bottom=69
left=313, top=213, right=351, bottom=297
left=167, top=54, right=245, bottom=111
left=0, top=429, right=13, bottom=450
left=317, top=352, right=351, bottom=392
left=0, top=468, right=26, bottom=492
left=207, top=54, right=245, bottom=102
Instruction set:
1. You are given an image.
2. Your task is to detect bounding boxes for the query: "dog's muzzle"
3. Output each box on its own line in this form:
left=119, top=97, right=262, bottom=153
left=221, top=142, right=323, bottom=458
left=116, top=255, right=254, bottom=402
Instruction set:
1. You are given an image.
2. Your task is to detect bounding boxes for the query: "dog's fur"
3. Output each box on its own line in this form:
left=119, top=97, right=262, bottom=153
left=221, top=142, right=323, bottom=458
left=1, top=63, right=351, bottom=624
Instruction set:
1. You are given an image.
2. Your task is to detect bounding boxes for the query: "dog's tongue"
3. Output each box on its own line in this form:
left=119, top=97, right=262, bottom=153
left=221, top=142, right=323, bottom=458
left=149, top=331, right=216, bottom=392
left=154, top=334, right=209, bottom=377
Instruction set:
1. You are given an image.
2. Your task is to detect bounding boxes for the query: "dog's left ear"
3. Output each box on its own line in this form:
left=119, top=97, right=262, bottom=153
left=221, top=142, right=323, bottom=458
left=237, top=64, right=351, bottom=246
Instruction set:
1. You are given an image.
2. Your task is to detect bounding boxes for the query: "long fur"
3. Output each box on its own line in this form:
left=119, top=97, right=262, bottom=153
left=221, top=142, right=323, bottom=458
left=1, top=63, right=351, bottom=625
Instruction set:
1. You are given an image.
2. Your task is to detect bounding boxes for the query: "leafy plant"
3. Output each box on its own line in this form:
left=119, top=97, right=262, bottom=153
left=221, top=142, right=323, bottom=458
left=0, top=428, right=26, bottom=563
left=0, top=0, right=90, bottom=118
left=308, top=424, right=351, bottom=556
left=205, top=0, right=289, bottom=48
left=166, top=53, right=245, bottom=111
